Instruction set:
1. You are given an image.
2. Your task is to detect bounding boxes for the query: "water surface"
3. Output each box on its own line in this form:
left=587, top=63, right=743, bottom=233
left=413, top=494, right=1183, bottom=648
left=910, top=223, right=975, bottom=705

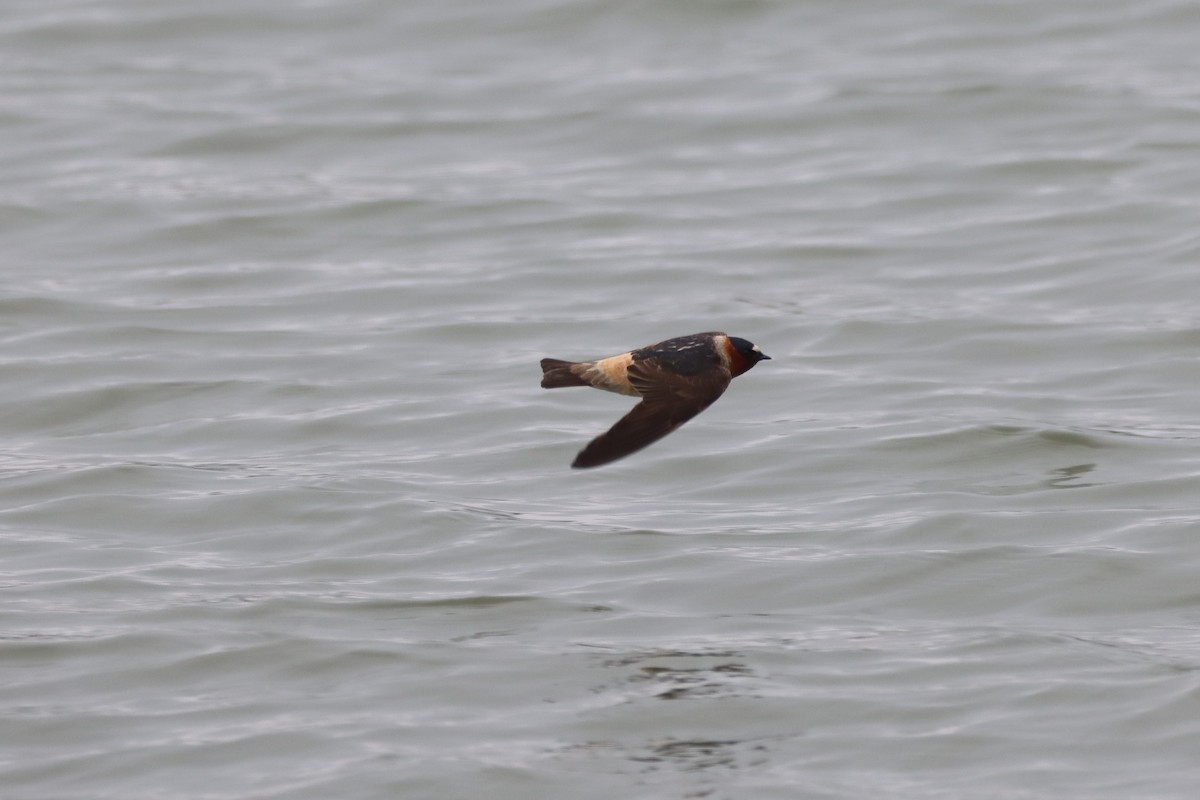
left=3, top=1, right=1200, bottom=798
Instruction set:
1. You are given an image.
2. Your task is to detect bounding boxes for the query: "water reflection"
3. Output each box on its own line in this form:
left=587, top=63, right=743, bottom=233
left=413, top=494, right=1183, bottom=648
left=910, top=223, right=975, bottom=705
left=1045, top=463, right=1098, bottom=490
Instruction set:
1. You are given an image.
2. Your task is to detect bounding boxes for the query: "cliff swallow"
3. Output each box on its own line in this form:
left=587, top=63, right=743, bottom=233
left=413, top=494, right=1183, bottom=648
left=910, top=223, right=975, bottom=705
left=540, top=331, right=770, bottom=468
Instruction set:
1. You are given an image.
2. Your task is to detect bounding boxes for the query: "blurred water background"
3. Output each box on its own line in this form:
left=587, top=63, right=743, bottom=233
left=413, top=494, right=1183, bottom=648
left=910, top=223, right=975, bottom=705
left=3, top=1, right=1200, bottom=798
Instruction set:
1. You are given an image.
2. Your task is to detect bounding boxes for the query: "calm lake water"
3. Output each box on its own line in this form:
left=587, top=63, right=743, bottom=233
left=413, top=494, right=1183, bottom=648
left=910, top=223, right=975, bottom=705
left=3, top=1, right=1200, bottom=798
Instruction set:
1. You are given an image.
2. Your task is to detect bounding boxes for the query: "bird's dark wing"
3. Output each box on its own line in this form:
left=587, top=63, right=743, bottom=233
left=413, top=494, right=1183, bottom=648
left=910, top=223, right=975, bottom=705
left=571, top=360, right=732, bottom=468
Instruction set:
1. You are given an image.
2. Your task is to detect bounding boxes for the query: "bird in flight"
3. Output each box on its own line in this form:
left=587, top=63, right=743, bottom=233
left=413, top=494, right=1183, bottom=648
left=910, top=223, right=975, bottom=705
left=539, top=331, right=770, bottom=468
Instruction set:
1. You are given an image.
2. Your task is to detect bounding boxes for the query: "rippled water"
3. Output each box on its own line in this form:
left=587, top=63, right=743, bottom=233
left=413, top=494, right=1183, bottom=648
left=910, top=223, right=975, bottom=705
left=4, top=1, right=1200, bottom=798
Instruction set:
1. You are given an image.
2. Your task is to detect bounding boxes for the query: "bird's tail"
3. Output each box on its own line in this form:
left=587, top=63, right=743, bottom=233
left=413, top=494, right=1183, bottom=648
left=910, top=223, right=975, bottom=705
left=540, top=358, right=589, bottom=389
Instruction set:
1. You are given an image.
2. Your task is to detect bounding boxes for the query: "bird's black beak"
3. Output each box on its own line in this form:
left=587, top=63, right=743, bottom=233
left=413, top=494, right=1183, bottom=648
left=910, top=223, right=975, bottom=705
left=759, top=353, right=772, bottom=361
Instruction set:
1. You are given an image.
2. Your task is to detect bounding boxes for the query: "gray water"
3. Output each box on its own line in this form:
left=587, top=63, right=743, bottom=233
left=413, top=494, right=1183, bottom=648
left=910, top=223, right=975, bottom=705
left=4, top=1, right=1200, bottom=798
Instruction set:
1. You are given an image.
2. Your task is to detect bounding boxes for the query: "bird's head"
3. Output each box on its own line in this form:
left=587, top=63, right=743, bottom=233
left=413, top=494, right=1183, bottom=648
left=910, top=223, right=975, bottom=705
left=727, top=336, right=771, bottom=376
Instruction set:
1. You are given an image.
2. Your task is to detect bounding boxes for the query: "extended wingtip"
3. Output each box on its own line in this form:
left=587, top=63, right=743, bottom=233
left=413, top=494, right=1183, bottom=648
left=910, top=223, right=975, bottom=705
left=570, top=446, right=608, bottom=469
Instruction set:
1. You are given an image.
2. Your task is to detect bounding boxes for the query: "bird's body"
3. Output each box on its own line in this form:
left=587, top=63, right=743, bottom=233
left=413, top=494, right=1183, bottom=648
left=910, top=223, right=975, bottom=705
left=540, top=331, right=770, bottom=468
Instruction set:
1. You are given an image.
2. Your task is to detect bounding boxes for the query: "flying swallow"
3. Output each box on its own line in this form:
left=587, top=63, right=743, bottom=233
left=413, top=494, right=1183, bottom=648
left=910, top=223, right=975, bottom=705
left=540, top=331, right=770, bottom=468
